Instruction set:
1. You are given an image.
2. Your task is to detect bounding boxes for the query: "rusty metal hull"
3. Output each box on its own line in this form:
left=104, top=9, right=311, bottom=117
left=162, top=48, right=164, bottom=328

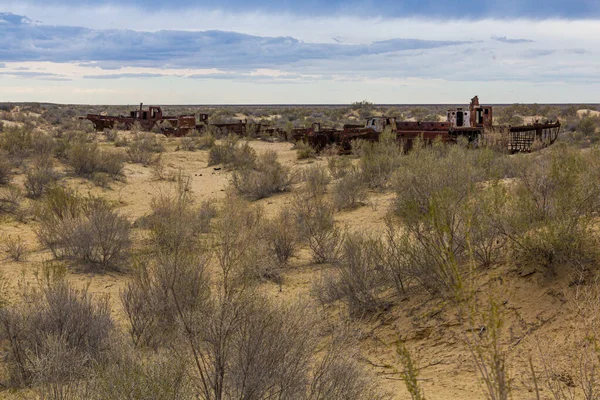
left=294, top=121, right=561, bottom=154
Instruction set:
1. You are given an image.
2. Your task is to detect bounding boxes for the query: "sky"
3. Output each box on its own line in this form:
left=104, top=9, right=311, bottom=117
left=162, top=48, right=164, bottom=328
left=0, top=1, right=599, bottom=104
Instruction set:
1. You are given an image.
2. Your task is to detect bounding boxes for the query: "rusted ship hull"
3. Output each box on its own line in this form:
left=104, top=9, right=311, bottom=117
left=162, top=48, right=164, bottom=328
left=293, top=97, right=561, bottom=153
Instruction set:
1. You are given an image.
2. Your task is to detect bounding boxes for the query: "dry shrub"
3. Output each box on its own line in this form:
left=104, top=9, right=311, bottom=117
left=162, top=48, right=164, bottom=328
left=0, top=150, right=13, bottom=185
left=500, top=145, right=600, bottom=274
left=30, top=131, right=56, bottom=158
left=145, top=181, right=204, bottom=254
left=212, top=195, right=274, bottom=285
left=313, top=232, right=389, bottom=317
left=197, top=199, right=218, bottom=234
left=35, top=187, right=131, bottom=270
left=263, top=208, right=300, bottom=265
left=295, top=140, right=316, bottom=160
left=103, top=129, right=118, bottom=142
left=332, top=167, right=368, bottom=210
left=232, top=150, right=293, bottom=200
left=292, top=194, right=344, bottom=264
left=391, top=143, right=489, bottom=295
left=24, top=155, right=58, bottom=198
left=67, top=140, right=124, bottom=179
left=179, top=131, right=215, bottom=151
left=83, top=347, right=194, bottom=400
left=121, top=250, right=210, bottom=348
left=123, top=251, right=384, bottom=400
left=127, top=132, right=164, bottom=165
left=326, top=151, right=352, bottom=179
left=0, top=264, right=113, bottom=388
left=303, top=164, right=331, bottom=197
left=208, top=136, right=257, bottom=169
left=2, top=235, right=27, bottom=261
left=0, top=185, right=23, bottom=214
left=0, top=124, right=33, bottom=160
left=355, top=127, right=402, bottom=188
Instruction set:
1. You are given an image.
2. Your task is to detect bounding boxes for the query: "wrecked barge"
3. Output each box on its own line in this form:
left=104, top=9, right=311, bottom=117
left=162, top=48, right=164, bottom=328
left=83, top=103, right=273, bottom=137
left=293, top=96, right=561, bottom=153
left=83, top=103, right=208, bottom=136
left=82, top=97, right=560, bottom=153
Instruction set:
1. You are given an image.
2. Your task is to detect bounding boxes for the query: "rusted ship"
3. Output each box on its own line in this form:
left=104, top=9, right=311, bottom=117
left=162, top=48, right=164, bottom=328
left=83, top=103, right=208, bottom=136
left=293, top=96, right=561, bottom=153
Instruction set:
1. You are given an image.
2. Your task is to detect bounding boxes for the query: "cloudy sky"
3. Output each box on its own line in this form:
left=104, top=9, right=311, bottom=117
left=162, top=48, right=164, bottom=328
left=0, top=0, right=599, bottom=104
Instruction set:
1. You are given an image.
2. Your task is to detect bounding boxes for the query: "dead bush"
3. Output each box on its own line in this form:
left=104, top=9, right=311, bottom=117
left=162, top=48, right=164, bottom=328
left=303, top=164, right=331, bottom=197
left=295, top=140, right=316, bottom=160
left=179, top=136, right=197, bottom=151
left=67, top=140, right=124, bottom=179
left=121, top=250, right=210, bottom=348
left=212, top=196, right=273, bottom=286
left=381, top=218, right=412, bottom=296
left=0, top=124, right=33, bottom=160
left=127, top=132, right=164, bottom=165
left=232, top=150, right=293, bottom=200
left=332, top=167, right=368, bottom=210
left=24, top=156, right=58, bottom=198
left=263, top=208, right=300, bottom=265
left=83, top=347, right=194, bottom=400
left=326, top=151, right=352, bottom=179
left=30, top=131, right=56, bottom=158
left=103, top=129, right=118, bottom=142
left=292, top=194, right=345, bottom=264
left=208, top=136, right=257, bottom=169
left=0, top=185, right=23, bottom=215
left=145, top=183, right=203, bottom=254
left=355, top=127, right=402, bottom=189
left=2, top=234, right=27, bottom=261
left=0, top=267, right=113, bottom=387
left=314, top=232, right=389, bottom=317
left=179, top=131, right=215, bottom=151
left=197, top=199, right=217, bottom=234
left=35, top=187, right=131, bottom=270
left=499, top=145, right=600, bottom=274
left=392, top=144, right=485, bottom=295
left=0, top=150, right=13, bottom=185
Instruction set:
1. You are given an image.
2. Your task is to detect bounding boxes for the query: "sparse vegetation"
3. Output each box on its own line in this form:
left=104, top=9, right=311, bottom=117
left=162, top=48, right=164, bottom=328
left=2, top=235, right=27, bottom=261
left=35, top=187, right=131, bottom=270
left=127, top=132, right=165, bottom=165
left=0, top=264, right=113, bottom=388
left=232, top=150, right=293, bottom=200
left=3, top=102, right=600, bottom=399
left=208, top=135, right=257, bottom=169
left=24, top=155, right=58, bottom=198
left=292, top=194, right=345, bottom=264
left=332, top=167, right=368, bottom=210
left=67, top=140, right=124, bottom=180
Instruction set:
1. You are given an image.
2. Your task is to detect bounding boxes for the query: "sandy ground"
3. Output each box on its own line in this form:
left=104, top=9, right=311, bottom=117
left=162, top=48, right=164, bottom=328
left=0, top=125, right=595, bottom=399
left=577, top=109, right=600, bottom=118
